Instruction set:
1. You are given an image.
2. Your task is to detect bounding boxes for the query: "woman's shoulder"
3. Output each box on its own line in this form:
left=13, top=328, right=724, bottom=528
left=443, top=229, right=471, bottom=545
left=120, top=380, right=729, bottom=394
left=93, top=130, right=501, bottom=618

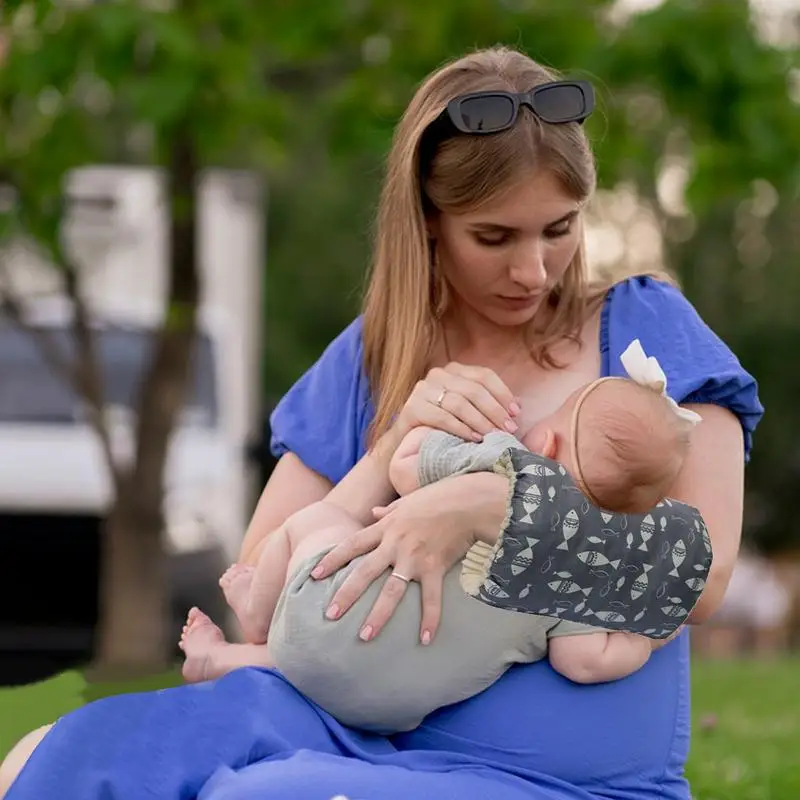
left=600, top=273, right=764, bottom=457
left=269, top=316, right=373, bottom=484
left=599, top=273, right=734, bottom=370
left=601, top=274, right=698, bottom=335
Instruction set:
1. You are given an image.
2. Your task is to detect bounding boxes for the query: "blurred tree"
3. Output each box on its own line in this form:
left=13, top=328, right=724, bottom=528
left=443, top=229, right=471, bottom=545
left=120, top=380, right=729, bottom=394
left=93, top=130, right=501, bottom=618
left=0, top=0, right=291, bottom=671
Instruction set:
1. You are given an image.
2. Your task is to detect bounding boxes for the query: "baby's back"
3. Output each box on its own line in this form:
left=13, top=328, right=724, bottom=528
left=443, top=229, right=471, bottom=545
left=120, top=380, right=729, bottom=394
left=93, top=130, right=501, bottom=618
left=268, top=548, right=557, bottom=733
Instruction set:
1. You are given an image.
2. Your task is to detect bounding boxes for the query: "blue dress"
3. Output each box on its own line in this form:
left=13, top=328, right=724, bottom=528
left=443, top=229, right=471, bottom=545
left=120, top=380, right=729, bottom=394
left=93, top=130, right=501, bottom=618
left=7, top=277, right=763, bottom=800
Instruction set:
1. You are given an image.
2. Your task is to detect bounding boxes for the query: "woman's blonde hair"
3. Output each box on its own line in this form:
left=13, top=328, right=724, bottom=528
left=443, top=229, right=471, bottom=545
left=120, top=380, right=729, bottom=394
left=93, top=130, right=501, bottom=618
left=362, top=46, right=653, bottom=443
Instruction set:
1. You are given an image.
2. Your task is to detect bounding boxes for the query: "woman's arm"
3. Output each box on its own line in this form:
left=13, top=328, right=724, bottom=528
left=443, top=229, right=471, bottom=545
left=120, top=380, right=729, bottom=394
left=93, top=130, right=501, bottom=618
left=239, top=426, right=406, bottom=566
left=241, top=360, right=521, bottom=568
left=312, top=436, right=716, bottom=643
left=312, top=470, right=510, bottom=642
left=666, top=403, right=745, bottom=623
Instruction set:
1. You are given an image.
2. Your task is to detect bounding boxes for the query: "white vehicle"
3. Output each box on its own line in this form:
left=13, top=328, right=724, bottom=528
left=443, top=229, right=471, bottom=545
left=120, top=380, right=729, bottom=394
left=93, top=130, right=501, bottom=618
left=0, top=167, right=266, bottom=683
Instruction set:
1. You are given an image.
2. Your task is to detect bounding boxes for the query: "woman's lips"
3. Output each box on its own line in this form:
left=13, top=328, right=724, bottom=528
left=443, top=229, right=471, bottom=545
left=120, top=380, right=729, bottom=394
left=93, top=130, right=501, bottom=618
left=495, top=294, right=542, bottom=310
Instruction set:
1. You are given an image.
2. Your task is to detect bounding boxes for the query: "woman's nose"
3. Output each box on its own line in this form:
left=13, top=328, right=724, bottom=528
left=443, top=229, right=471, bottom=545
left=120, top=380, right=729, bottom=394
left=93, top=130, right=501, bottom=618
left=509, top=241, right=547, bottom=291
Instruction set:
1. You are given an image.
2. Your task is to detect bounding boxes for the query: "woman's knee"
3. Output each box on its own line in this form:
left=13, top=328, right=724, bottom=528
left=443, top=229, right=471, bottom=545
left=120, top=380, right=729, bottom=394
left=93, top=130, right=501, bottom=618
left=0, top=724, right=53, bottom=798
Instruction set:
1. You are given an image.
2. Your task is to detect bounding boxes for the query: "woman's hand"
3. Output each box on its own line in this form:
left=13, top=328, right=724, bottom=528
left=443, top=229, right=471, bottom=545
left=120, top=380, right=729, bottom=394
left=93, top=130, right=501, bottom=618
left=395, top=362, right=520, bottom=443
left=311, top=472, right=508, bottom=644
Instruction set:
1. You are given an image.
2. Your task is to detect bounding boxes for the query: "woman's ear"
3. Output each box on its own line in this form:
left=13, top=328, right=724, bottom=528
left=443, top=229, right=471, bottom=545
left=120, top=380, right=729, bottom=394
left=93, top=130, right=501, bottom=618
left=426, top=212, right=441, bottom=240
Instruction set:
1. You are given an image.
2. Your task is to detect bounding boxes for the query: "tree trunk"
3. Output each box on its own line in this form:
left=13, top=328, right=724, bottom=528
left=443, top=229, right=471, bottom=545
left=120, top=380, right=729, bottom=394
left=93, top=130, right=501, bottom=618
left=93, top=129, right=200, bottom=672
left=95, top=483, right=171, bottom=672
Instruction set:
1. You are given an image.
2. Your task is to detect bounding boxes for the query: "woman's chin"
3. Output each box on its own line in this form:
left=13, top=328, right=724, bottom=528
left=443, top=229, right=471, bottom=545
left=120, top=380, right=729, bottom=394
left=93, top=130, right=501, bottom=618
left=485, top=301, right=545, bottom=327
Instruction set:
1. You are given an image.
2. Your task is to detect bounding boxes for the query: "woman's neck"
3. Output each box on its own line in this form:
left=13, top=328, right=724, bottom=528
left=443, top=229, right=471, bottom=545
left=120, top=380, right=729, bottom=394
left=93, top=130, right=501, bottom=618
left=440, top=303, right=531, bottom=369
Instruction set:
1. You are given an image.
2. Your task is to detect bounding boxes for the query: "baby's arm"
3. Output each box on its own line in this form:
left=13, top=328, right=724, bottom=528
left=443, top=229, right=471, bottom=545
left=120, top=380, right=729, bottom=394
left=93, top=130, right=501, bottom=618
left=388, top=426, right=436, bottom=496
left=548, top=627, right=651, bottom=684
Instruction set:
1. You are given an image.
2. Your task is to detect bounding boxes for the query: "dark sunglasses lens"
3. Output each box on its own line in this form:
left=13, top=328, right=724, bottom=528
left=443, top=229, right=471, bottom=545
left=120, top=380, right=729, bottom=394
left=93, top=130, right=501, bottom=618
left=458, top=95, right=515, bottom=132
left=533, top=86, right=587, bottom=122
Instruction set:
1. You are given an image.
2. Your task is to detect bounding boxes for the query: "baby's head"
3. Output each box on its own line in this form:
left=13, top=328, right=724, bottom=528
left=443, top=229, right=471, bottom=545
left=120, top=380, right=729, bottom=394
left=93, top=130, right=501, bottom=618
left=523, top=378, right=696, bottom=513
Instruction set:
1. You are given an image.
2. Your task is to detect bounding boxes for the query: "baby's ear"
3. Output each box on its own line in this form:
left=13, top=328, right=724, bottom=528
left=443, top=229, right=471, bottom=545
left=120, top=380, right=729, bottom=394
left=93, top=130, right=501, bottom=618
left=525, top=426, right=557, bottom=459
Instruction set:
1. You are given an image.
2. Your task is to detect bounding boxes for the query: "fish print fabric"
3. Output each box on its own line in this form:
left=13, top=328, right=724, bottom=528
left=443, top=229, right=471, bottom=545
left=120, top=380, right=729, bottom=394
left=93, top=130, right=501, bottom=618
left=473, top=447, right=712, bottom=639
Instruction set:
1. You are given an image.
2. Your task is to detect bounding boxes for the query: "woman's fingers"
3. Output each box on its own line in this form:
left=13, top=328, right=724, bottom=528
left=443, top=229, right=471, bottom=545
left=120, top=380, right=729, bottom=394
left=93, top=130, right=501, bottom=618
left=372, top=502, right=396, bottom=519
left=436, top=373, right=516, bottom=435
left=356, top=570, right=412, bottom=642
left=419, top=404, right=484, bottom=442
left=418, top=571, right=444, bottom=645
left=445, top=363, right=519, bottom=416
left=323, top=538, right=393, bottom=619
left=311, top=524, right=383, bottom=581
left=421, top=365, right=519, bottom=437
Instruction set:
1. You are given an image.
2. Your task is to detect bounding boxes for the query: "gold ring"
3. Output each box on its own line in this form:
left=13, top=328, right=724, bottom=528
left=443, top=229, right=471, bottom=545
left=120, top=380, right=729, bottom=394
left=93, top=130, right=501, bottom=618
left=390, top=571, right=412, bottom=584
left=435, top=388, right=447, bottom=408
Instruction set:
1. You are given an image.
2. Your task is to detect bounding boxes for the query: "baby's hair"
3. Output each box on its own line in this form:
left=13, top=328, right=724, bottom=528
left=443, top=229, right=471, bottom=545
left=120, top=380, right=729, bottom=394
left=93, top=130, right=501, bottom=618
left=571, top=379, right=693, bottom=513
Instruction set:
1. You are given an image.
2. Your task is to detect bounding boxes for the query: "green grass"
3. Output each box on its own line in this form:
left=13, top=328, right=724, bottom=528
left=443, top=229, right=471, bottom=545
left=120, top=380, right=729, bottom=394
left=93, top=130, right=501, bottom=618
left=1, top=658, right=797, bottom=798
left=687, top=658, right=800, bottom=800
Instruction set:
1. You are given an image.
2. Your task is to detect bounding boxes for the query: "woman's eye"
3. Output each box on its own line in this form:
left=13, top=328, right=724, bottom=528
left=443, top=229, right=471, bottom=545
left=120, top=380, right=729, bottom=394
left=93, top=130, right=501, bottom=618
left=475, top=233, right=509, bottom=247
left=545, top=222, right=572, bottom=239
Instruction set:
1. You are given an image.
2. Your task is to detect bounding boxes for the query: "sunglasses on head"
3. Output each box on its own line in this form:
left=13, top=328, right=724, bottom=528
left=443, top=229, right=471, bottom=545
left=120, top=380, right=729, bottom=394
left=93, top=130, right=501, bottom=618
left=431, top=80, right=595, bottom=139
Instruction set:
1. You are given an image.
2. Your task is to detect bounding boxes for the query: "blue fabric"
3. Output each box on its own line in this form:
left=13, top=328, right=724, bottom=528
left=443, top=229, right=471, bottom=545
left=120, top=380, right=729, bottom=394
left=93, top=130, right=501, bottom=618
left=7, top=277, right=763, bottom=800
left=270, top=317, right=374, bottom=485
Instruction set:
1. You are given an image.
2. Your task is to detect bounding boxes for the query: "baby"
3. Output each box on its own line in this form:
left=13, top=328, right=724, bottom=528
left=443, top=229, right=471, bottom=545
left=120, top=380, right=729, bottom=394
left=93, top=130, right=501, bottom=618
left=179, top=340, right=701, bottom=733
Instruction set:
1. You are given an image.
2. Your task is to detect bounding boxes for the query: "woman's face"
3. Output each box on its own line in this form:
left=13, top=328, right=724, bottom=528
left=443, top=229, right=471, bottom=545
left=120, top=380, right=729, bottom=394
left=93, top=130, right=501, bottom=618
left=429, top=170, right=582, bottom=327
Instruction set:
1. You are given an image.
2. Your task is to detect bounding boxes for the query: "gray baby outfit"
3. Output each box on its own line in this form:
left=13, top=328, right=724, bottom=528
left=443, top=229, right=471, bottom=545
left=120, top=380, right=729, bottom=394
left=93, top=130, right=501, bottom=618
left=268, top=431, right=598, bottom=734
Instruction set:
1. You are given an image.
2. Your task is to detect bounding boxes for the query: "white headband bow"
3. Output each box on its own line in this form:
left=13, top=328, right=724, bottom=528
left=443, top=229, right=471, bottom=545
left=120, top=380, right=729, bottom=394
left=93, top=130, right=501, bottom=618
left=619, top=339, right=702, bottom=426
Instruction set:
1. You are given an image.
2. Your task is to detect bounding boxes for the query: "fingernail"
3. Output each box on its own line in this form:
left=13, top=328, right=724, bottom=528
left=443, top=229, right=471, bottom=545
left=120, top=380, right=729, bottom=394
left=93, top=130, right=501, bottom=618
left=325, top=604, right=340, bottom=620
left=421, top=630, right=431, bottom=646
left=471, top=431, right=483, bottom=442
left=504, top=419, right=518, bottom=432
left=311, top=566, right=324, bottom=579
left=359, top=625, right=373, bottom=641
left=509, top=402, right=521, bottom=416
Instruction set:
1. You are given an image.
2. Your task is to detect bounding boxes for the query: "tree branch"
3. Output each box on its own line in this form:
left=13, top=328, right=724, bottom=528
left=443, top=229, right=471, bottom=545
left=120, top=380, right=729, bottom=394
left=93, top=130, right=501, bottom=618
left=0, top=243, right=123, bottom=493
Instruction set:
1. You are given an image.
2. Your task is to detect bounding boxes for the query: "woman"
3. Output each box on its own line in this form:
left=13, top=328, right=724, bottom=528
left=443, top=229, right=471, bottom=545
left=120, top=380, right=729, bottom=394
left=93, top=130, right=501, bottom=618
left=1, top=46, right=762, bottom=800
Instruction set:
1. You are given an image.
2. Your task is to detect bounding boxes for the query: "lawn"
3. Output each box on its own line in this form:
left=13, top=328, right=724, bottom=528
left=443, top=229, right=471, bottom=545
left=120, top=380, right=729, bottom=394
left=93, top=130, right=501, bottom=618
left=1, top=658, right=797, bottom=798
left=686, top=658, right=799, bottom=800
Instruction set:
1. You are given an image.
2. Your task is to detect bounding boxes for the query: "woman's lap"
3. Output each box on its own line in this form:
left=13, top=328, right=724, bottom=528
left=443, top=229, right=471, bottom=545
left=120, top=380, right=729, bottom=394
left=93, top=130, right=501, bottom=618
left=198, top=751, right=595, bottom=800
left=7, top=667, right=583, bottom=800
left=7, top=639, right=692, bottom=800
left=7, top=668, right=391, bottom=799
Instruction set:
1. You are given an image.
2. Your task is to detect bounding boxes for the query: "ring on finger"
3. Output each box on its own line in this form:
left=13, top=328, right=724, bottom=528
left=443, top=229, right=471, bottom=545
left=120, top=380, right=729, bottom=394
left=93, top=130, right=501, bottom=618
left=390, top=571, right=412, bottom=584
left=434, top=388, right=447, bottom=408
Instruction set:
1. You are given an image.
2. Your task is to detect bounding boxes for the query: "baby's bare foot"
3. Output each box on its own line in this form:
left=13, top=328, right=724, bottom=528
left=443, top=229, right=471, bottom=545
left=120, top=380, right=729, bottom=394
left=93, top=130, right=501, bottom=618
left=179, top=607, right=227, bottom=684
left=219, top=564, right=266, bottom=642
left=219, top=563, right=255, bottom=615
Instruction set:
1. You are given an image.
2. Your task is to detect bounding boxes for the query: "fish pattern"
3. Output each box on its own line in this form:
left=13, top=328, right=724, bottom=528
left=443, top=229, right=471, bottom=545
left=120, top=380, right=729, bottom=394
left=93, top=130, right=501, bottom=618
left=474, top=448, right=713, bottom=639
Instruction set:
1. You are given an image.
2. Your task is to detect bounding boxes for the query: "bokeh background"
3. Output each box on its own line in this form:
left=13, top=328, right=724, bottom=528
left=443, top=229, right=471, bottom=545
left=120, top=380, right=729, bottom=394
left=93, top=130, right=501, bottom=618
left=1, top=0, right=799, bottom=797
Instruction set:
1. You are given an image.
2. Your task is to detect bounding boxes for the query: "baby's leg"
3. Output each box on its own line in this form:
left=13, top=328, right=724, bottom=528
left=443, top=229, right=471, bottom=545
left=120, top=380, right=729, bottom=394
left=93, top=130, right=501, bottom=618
left=221, top=501, right=362, bottom=644
left=179, top=608, right=275, bottom=683
left=548, top=630, right=651, bottom=684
